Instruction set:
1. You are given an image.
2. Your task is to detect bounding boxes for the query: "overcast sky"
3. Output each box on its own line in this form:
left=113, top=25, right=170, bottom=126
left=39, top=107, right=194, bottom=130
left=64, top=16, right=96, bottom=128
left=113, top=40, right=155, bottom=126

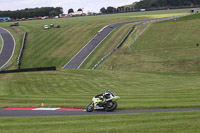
left=0, top=0, right=139, bottom=13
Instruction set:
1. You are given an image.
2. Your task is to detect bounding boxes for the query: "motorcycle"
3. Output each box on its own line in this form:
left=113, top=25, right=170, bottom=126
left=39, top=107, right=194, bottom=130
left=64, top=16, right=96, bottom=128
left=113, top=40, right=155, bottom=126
left=86, top=95, right=120, bottom=112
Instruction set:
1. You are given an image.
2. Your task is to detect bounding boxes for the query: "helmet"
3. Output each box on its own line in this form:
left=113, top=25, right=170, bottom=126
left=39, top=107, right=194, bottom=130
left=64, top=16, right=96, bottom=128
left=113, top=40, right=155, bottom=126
left=106, top=89, right=111, bottom=93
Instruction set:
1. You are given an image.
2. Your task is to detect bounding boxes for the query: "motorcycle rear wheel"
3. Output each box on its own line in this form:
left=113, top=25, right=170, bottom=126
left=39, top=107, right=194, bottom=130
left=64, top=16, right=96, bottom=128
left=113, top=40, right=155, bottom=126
left=105, top=101, right=117, bottom=112
left=86, top=103, right=94, bottom=112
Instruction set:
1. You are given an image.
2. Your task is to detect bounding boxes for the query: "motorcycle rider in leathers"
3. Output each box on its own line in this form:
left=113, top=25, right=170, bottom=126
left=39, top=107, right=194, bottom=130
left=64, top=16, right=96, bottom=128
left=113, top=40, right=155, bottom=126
left=94, top=90, right=115, bottom=105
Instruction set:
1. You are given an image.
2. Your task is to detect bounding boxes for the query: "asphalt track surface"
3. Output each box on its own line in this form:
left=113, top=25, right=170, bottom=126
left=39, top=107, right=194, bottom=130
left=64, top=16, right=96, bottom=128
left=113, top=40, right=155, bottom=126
left=63, top=20, right=145, bottom=69
left=0, top=28, right=15, bottom=69
left=1, top=108, right=200, bottom=117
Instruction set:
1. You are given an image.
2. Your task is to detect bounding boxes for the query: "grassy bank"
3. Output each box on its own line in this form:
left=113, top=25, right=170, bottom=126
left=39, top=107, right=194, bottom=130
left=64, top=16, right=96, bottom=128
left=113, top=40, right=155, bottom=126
left=0, top=111, right=200, bottom=133
left=97, top=13, right=200, bottom=73
left=0, top=70, right=200, bottom=110
left=0, top=9, right=190, bottom=69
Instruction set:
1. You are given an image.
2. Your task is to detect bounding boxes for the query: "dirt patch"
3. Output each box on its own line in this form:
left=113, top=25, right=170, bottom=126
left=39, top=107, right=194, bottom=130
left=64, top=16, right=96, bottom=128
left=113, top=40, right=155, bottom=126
left=0, top=74, right=15, bottom=79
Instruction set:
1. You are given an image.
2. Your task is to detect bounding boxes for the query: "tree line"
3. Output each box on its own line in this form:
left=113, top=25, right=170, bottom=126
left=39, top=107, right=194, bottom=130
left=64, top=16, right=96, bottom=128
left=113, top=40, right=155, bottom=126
left=0, top=7, right=63, bottom=19
left=134, top=0, right=200, bottom=9
left=100, top=0, right=200, bottom=13
left=100, top=6, right=134, bottom=14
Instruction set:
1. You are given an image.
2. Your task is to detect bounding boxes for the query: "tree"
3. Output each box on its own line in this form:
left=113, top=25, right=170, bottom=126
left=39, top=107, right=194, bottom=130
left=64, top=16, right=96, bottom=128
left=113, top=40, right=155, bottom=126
left=100, top=7, right=106, bottom=14
left=0, top=7, right=63, bottom=19
left=133, top=0, right=200, bottom=9
left=49, top=10, right=58, bottom=17
left=78, top=8, right=83, bottom=12
left=107, top=6, right=116, bottom=13
left=99, top=0, right=200, bottom=11
left=68, top=8, right=74, bottom=14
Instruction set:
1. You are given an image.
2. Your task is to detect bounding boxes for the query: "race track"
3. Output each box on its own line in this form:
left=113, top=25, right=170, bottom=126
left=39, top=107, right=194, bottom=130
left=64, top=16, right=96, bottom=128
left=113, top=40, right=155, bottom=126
left=62, top=14, right=189, bottom=69
left=1, top=108, right=200, bottom=117
left=62, top=20, right=145, bottom=69
left=0, top=28, right=15, bottom=69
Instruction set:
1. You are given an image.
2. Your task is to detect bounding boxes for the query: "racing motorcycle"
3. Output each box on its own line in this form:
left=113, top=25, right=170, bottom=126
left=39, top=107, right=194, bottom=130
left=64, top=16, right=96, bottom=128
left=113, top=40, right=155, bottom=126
left=86, top=95, right=120, bottom=112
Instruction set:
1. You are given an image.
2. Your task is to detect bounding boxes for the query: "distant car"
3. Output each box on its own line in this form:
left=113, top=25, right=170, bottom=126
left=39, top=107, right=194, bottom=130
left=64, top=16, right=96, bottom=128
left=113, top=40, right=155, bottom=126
left=140, top=9, right=146, bottom=12
left=10, top=22, right=19, bottom=27
left=44, top=25, right=48, bottom=29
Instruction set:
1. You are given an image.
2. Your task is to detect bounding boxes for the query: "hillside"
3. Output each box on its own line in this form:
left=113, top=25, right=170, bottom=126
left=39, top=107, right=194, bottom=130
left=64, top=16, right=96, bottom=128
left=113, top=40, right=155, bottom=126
left=95, top=13, right=200, bottom=73
left=0, top=9, right=189, bottom=69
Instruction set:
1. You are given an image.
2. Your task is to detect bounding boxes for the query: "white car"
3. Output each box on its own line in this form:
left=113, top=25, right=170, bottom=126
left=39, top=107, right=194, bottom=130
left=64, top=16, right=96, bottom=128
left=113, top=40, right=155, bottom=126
left=44, top=25, right=48, bottom=29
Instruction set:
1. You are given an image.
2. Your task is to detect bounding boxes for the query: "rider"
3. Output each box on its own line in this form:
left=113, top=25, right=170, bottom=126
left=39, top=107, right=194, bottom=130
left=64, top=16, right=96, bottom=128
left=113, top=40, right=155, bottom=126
left=95, top=90, right=115, bottom=104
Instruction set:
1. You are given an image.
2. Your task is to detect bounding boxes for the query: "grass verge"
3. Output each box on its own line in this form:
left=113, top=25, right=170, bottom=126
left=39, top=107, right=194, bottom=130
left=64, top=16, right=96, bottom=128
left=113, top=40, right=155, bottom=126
left=0, top=111, right=200, bottom=133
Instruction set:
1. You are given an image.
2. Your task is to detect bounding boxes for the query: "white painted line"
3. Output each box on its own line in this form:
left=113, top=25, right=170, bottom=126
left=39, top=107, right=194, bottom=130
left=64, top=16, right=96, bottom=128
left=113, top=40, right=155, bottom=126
left=77, top=27, right=117, bottom=69
left=0, top=35, right=4, bottom=55
left=0, top=28, right=16, bottom=69
left=62, top=34, right=98, bottom=69
left=32, top=108, right=60, bottom=110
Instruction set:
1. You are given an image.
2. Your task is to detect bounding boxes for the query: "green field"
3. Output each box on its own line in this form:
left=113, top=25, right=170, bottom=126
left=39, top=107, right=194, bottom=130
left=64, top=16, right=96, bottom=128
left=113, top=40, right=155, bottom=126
left=1, top=9, right=200, bottom=132
left=0, top=9, right=190, bottom=69
left=96, top=13, right=200, bottom=73
left=1, top=111, right=200, bottom=133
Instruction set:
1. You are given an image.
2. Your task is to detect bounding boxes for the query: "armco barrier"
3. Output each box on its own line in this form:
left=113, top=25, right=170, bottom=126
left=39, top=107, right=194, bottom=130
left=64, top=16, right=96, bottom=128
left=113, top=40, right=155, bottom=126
left=92, top=26, right=135, bottom=70
left=17, top=32, right=27, bottom=69
left=0, top=66, right=56, bottom=74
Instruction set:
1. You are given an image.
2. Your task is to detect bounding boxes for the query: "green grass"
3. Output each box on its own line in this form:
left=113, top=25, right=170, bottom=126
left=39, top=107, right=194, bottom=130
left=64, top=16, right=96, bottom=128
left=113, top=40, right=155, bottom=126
left=1, top=70, right=200, bottom=110
left=0, top=9, right=190, bottom=69
left=0, top=9, right=199, bottom=132
left=1, top=111, right=200, bottom=133
left=97, top=13, right=200, bottom=73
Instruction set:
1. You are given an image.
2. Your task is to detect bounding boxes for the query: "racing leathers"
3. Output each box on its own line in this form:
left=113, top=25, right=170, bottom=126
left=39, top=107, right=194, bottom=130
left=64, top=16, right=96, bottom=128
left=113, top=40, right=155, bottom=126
left=95, top=92, right=115, bottom=104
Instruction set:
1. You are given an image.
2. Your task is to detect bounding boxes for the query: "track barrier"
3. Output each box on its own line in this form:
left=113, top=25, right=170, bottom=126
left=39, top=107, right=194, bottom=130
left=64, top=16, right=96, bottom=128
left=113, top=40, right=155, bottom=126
left=92, top=26, right=135, bottom=70
left=17, top=32, right=27, bottom=69
left=0, top=66, right=56, bottom=74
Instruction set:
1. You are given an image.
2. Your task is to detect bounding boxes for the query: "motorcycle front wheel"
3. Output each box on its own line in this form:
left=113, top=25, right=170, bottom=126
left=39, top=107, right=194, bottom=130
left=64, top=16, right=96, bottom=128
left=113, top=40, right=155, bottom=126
left=86, top=103, right=94, bottom=112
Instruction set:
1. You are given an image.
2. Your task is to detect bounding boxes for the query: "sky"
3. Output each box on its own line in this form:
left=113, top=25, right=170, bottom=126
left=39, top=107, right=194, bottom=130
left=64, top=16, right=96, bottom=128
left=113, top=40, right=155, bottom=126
left=0, top=0, right=139, bottom=13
